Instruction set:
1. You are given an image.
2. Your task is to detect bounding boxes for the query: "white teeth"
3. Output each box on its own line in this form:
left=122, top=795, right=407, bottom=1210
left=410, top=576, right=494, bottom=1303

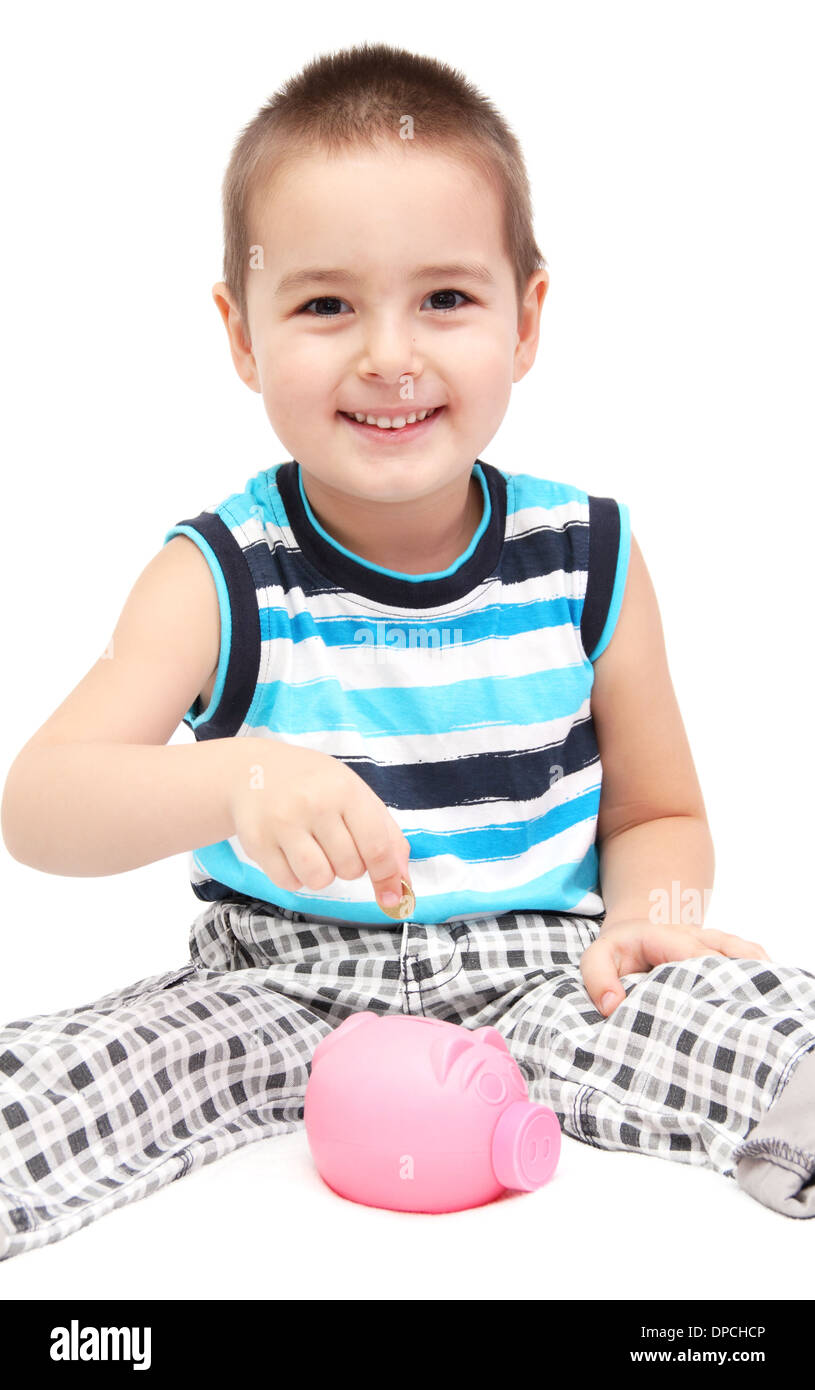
left=347, top=407, right=437, bottom=429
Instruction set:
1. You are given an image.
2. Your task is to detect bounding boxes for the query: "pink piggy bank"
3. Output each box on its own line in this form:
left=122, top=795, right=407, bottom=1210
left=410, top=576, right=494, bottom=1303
left=304, top=1012, right=561, bottom=1213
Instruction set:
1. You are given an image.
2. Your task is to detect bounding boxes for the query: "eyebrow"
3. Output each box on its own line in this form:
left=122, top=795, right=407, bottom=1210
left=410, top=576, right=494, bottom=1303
left=274, top=261, right=496, bottom=298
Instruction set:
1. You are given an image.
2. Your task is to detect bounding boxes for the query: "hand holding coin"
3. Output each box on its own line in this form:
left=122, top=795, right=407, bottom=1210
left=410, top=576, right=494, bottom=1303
left=379, top=878, right=416, bottom=920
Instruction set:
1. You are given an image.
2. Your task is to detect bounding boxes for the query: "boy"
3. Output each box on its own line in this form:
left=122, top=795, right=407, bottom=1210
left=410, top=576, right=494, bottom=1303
left=2, top=42, right=814, bottom=1262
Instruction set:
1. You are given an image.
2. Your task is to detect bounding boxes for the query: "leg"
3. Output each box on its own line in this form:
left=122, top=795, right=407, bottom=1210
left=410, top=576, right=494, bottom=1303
left=502, top=914, right=815, bottom=1185
left=0, top=956, right=323, bottom=1261
left=0, top=899, right=404, bottom=1261
left=397, top=911, right=815, bottom=1200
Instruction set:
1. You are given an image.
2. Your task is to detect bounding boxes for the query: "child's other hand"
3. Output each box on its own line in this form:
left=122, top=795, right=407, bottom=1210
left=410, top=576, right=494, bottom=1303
left=580, top=918, right=772, bottom=1017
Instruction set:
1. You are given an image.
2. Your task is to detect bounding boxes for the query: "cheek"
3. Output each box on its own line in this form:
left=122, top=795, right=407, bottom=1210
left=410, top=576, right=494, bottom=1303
left=446, top=328, right=512, bottom=391
left=259, top=322, right=513, bottom=418
left=260, top=349, right=327, bottom=413
left=477, top=325, right=517, bottom=374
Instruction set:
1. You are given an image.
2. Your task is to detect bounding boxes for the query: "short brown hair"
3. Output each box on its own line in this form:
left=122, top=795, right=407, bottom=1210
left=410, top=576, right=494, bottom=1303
left=219, top=41, right=547, bottom=330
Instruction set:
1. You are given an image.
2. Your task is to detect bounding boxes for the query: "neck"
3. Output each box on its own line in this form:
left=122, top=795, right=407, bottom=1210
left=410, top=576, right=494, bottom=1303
left=300, top=469, right=483, bottom=575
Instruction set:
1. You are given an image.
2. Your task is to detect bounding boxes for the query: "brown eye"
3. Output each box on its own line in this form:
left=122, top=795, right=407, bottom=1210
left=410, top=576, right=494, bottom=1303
left=301, top=297, right=347, bottom=316
left=424, top=290, right=470, bottom=312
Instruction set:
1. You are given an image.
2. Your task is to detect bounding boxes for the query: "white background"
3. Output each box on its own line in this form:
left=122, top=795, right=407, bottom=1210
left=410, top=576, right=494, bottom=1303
left=0, top=0, right=812, bottom=1302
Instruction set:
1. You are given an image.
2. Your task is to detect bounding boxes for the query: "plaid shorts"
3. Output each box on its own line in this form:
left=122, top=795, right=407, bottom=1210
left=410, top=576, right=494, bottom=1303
left=2, top=901, right=815, bottom=1261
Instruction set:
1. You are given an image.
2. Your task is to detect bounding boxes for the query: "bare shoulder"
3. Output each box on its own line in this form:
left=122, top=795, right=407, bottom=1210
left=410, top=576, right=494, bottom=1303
left=591, top=532, right=708, bottom=840
left=591, top=533, right=663, bottom=684
left=159, top=535, right=221, bottom=706
left=11, top=534, right=222, bottom=757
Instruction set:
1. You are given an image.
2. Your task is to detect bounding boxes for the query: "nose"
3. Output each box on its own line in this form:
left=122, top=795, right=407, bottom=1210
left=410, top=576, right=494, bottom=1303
left=491, top=1101, right=561, bottom=1191
left=357, top=317, right=422, bottom=386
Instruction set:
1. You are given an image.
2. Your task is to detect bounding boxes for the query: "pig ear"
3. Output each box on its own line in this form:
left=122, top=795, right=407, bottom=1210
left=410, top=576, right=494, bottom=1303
left=311, top=1011, right=377, bottom=1067
left=430, top=1033, right=473, bottom=1085
left=470, top=1025, right=510, bottom=1053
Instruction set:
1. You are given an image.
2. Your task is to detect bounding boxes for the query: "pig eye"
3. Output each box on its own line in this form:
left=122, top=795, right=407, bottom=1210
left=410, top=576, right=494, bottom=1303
left=476, top=1071, right=508, bottom=1105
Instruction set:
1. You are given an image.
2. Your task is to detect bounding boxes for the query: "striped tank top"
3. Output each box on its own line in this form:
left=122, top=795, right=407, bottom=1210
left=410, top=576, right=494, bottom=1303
left=163, top=459, right=630, bottom=925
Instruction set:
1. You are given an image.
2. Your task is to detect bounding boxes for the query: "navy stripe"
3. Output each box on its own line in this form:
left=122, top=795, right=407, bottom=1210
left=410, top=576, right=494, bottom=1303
left=581, top=496, right=621, bottom=660
left=339, top=717, right=600, bottom=809
left=277, top=459, right=508, bottom=606
left=191, top=878, right=248, bottom=904
left=238, top=510, right=590, bottom=603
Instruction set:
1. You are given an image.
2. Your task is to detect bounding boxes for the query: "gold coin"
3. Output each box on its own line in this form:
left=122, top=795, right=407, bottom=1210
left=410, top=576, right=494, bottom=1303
left=379, top=878, right=415, bottom=920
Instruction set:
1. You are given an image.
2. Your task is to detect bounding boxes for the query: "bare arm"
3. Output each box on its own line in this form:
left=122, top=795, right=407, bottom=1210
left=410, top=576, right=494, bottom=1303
left=591, top=533, right=715, bottom=927
left=0, top=536, right=411, bottom=907
left=1, top=533, right=225, bottom=876
left=1, top=737, right=243, bottom=876
left=578, top=533, right=768, bottom=1015
left=598, top=815, right=714, bottom=929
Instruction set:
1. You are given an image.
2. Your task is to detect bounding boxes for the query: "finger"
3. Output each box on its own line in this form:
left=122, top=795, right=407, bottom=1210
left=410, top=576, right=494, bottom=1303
left=344, top=799, right=411, bottom=911
left=580, top=939, right=627, bottom=1016
left=250, top=840, right=304, bottom=893
left=698, top=929, right=770, bottom=961
left=276, top=829, right=335, bottom=891
left=633, top=927, right=728, bottom=968
left=583, top=927, right=727, bottom=1015
left=311, top=812, right=366, bottom=881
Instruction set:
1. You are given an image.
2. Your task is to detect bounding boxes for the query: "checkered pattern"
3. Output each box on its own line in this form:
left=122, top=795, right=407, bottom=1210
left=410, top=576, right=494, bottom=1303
left=2, top=902, right=815, bottom=1261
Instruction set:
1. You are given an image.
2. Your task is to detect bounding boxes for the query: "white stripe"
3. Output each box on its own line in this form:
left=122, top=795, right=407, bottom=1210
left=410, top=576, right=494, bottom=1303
left=506, top=497, right=588, bottom=539
left=250, top=621, right=586, bottom=698
left=224, top=807, right=597, bottom=903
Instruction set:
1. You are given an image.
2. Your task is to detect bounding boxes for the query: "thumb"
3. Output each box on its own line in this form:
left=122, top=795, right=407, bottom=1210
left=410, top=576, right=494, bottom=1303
left=581, top=940, right=625, bottom=1017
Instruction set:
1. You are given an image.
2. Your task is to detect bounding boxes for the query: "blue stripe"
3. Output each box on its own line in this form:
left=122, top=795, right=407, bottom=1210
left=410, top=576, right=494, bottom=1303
left=247, top=664, right=593, bottom=737
left=505, top=471, right=590, bottom=512
left=389, top=787, right=600, bottom=861
left=257, top=596, right=584, bottom=646
left=193, top=841, right=601, bottom=925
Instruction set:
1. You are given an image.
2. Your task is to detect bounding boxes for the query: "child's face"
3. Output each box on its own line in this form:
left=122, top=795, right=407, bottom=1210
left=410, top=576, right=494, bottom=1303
left=214, top=143, right=547, bottom=507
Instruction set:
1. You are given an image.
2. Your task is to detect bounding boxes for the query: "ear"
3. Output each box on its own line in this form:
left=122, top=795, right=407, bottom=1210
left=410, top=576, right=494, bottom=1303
left=470, top=1025, right=510, bottom=1052
left=430, top=1032, right=473, bottom=1086
left=513, top=266, right=550, bottom=384
left=211, top=281, right=261, bottom=393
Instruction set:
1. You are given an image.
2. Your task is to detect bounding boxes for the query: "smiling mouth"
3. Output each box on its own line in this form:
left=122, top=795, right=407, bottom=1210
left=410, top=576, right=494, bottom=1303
left=338, top=406, right=444, bottom=437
